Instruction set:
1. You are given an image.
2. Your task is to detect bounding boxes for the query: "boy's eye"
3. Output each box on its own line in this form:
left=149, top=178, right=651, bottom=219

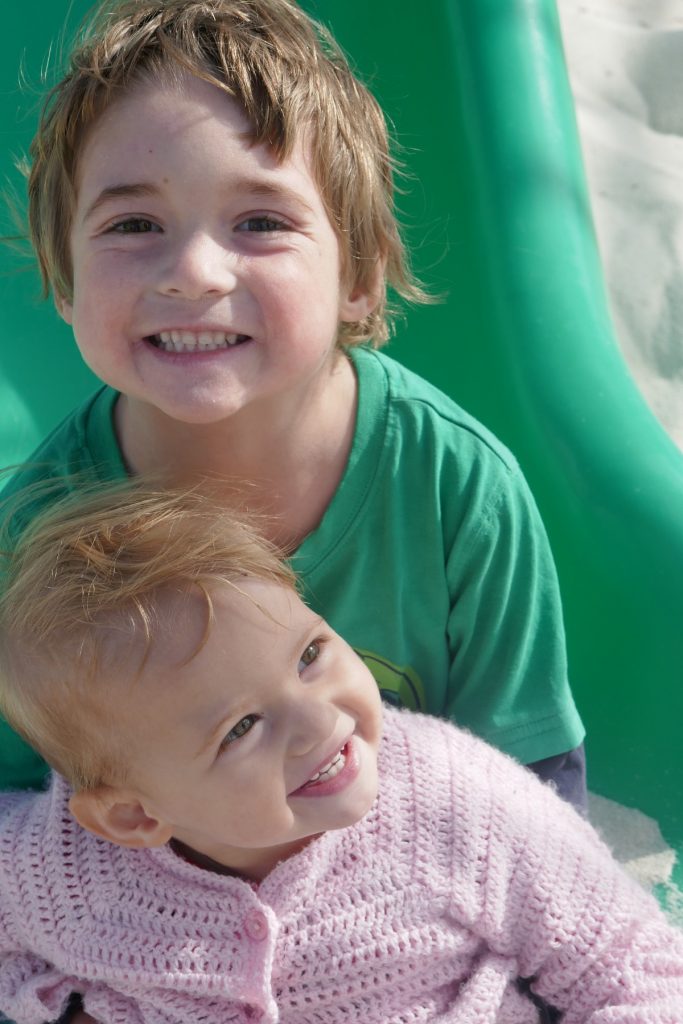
left=109, top=217, right=160, bottom=234
left=236, top=216, right=287, bottom=233
left=222, top=714, right=260, bottom=747
left=299, top=641, right=321, bottom=672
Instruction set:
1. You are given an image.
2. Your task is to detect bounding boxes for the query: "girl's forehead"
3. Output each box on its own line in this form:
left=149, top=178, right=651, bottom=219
left=138, top=579, right=307, bottom=672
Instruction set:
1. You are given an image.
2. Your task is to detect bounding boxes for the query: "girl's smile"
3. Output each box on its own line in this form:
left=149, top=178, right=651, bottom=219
left=290, top=738, right=357, bottom=796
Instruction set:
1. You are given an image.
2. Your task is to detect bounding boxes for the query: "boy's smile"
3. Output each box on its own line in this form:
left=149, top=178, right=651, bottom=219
left=61, top=73, right=375, bottom=431
left=89, top=579, right=383, bottom=880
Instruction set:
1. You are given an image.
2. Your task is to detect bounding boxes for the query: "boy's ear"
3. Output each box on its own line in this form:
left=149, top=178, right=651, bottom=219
left=69, top=787, right=173, bottom=849
left=55, top=294, right=73, bottom=325
left=339, top=257, right=386, bottom=323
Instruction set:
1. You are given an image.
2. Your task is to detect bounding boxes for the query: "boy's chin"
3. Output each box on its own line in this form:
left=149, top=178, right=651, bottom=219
left=124, top=392, right=250, bottom=429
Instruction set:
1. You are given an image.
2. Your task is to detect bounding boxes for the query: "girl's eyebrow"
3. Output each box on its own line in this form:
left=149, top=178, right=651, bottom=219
left=81, top=182, right=159, bottom=224
left=195, top=702, right=249, bottom=760
left=194, top=614, right=325, bottom=760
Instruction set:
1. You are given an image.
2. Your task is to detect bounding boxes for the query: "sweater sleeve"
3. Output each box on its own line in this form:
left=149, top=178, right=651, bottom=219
left=0, top=915, right=79, bottom=1024
left=0, top=928, right=144, bottom=1024
left=0, top=790, right=147, bottom=1024
left=0, top=796, right=75, bottom=1024
left=448, top=731, right=683, bottom=1021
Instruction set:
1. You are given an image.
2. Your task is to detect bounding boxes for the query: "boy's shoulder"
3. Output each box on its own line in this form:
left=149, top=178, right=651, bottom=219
left=0, top=386, right=124, bottom=542
left=351, top=347, right=519, bottom=474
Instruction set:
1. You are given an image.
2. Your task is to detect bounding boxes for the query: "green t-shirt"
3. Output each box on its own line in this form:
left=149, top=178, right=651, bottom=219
left=0, top=347, right=584, bottom=788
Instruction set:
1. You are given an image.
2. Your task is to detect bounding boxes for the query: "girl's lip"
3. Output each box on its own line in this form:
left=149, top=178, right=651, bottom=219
left=290, top=739, right=359, bottom=798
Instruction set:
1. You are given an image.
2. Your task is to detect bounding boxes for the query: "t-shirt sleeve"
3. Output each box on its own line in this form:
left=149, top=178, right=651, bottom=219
left=444, top=456, right=584, bottom=764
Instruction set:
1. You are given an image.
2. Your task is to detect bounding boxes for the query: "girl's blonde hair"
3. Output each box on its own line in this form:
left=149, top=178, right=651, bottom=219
left=0, top=479, right=294, bottom=790
left=28, top=0, right=428, bottom=345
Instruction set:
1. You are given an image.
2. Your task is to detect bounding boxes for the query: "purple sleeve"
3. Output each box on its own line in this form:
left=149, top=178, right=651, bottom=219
left=527, top=743, right=588, bottom=816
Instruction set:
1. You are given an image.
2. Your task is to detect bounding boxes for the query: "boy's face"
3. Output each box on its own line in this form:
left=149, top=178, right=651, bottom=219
left=61, top=75, right=374, bottom=427
left=99, top=579, right=383, bottom=879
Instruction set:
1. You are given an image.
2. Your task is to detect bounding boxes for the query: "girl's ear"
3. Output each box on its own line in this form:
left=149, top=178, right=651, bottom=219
left=69, top=787, right=173, bottom=849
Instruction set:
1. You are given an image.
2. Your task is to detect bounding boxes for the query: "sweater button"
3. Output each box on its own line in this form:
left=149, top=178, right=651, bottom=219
left=244, top=910, right=269, bottom=942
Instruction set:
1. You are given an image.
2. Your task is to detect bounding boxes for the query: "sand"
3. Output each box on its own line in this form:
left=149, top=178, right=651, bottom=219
left=588, top=794, right=682, bottom=927
left=557, top=3, right=682, bottom=921
left=557, top=0, right=683, bottom=449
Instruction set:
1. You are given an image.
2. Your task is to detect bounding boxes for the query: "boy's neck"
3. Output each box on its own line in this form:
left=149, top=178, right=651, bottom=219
left=114, top=351, right=358, bottom=550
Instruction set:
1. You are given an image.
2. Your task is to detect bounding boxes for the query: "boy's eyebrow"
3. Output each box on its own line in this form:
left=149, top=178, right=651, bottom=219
left=80, top=178, right=315, bottom=225
left=238, top=178, right=316, bottom=214
left=81, top=183, right=160, bottom=224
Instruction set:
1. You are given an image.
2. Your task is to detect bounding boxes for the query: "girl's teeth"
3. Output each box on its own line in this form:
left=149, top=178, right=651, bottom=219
left=306, top=748, right=346, bottom=786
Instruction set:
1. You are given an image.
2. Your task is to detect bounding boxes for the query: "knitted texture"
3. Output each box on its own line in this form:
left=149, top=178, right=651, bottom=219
left=0, top=708, right=682, bottom=1023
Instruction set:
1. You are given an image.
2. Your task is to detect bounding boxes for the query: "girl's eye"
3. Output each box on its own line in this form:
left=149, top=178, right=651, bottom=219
left=237, top=216, right=287, bottom=233
left=222, top=714, right=260, bottom=748
left=299, top=641, right=321, bottom=672
left=109, top=218, right=160, bottom=234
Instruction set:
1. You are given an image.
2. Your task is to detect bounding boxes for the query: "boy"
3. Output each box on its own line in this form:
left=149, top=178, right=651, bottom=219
left=1, top=481, right=682, bottom=1024
left=0, top=0, right=585, bottom=806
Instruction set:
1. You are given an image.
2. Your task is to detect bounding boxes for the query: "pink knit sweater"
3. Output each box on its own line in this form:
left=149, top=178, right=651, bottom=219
left=0, top=708, right=682, bottom=1024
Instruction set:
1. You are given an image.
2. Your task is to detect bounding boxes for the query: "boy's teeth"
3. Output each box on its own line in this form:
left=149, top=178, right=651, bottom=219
left=156, top=330, right=243, bottom=351
left=306, top=748, right=346, bottom=785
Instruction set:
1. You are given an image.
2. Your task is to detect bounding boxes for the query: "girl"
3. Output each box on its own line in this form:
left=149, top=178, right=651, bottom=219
left=0, top=481, right=681, bottom=1024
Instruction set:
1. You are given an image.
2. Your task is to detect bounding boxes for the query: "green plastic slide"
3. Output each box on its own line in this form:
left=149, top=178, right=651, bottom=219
left=1, top=0, right=681, bottom=908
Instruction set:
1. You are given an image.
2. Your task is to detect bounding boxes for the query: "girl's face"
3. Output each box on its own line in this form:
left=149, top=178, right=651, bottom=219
left=95, top=579, right=383, bottom=880
left=61, top=74, right=375, bottom=430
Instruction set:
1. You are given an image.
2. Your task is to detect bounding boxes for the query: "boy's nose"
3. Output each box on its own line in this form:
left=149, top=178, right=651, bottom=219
left=157, top=232, right=238, bottom=299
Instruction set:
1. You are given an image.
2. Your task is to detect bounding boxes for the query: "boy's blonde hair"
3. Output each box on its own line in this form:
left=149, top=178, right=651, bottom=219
left=28, top=0, right=427, bottom=345
left=0, top=480, right=294, bottom=791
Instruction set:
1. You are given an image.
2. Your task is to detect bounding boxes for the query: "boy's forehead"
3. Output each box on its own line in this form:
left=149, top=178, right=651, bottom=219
left=76, top=74, right=247, bottom=169
left=73, top=72, right=318, bottom=210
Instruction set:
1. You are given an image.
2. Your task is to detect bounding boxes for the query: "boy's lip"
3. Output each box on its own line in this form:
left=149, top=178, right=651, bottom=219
left=143, top=329, right=252, bottom=352
left=144, top=325, right=248, bottom=335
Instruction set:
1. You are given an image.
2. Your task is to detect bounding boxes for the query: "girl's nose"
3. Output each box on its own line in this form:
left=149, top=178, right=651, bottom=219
left=287, top=700, right=339, bottom=759
left=157, top=232, right=238, bottom=299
